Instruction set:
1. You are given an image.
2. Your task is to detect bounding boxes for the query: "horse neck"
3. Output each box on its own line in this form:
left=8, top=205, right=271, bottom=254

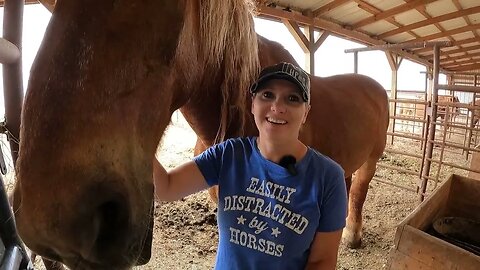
left=180, top=0, right=259, bottom=145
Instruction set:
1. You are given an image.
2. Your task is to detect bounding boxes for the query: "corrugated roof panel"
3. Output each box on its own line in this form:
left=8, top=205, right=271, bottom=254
left=385, top=32, right=414, bottom=44
left=458, top=0, right=480, bottom=9
left=412, top=24, right=442, bottom=37
left=394, top=9, right=427, bottom=26
left=309, top=0, right=337, bottom=11
left=439, top=18, right=468, bottom=31
left=469, top=48, right=480, bottom=54
left=363, top=0, right=406, bottom=11
left=468, top=13, right=480, bottom=23
left=361, top=20, right=397, bottom=35
left=323, top=2, right=371, bottom=24
left=274, top=0, right=328, bottom=11
left=257, top=0, right=480, bottom=72
left=426, top=0, right=458, bottom=17
left=452, top=32, right=476, bottom=40
left=448, top=51, right=470, bottom=58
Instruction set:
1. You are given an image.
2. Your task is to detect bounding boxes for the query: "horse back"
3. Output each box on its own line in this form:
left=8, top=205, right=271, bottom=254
left=301, top=74, right=389, bottom=175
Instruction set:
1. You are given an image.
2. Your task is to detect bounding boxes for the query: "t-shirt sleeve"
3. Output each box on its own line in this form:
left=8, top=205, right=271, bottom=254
left=193, top=143, right=225, bottom=187
left=317, top=164, right=348, bottom=232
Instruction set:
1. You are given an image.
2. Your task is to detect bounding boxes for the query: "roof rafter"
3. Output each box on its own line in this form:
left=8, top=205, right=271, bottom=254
left=444, top=58, right=480, bottom=68
left=414, top=37, right=478, bottom=54
left=442, top=50, right=480, bottom=63
left=257, top=5, right=432, bottom=68
left=378, top=6, right=480, bottom=39
left=351, top=0, right=437, bottom=30
left=404, top=23, right=480, bottom=43
left=449, top=63, right=480, bottom=72
left=353, top=0, right=420, bottom=39
left=313, top=0, right=351, bottom=17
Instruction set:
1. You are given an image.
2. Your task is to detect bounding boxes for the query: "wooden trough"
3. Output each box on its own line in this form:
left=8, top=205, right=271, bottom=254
left=388, top=174, right=480, bottom=270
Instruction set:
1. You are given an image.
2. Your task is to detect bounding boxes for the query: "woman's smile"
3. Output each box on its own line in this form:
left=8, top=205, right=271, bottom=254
left=266, top=117, right=287, bottom=125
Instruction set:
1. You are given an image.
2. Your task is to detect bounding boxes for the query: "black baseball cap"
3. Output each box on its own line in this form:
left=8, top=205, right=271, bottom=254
left=250, top=62, right=310, bottom=103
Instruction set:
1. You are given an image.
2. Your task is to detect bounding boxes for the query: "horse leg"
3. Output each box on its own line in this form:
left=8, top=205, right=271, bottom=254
left=344, top=175, right=352, bottom=198
left=343, top=156, right=378, bottom=249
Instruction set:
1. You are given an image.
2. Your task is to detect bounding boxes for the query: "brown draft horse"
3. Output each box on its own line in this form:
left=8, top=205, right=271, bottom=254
left=13, top=0, right=258, bottom=269
left=185, top=35, right=390, bottom=249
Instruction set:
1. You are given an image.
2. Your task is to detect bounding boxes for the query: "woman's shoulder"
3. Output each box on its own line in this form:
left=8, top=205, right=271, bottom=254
left=306, top=148, right=344, bottom=173
left=214, top=136, right=256, bottom=152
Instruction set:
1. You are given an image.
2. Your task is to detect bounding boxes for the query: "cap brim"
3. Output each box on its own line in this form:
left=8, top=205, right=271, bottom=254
left=250, top=73, right=308, bottom=102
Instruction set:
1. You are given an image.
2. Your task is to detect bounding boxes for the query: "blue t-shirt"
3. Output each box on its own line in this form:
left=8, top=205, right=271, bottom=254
left=194, top=137, right=347, bottom=270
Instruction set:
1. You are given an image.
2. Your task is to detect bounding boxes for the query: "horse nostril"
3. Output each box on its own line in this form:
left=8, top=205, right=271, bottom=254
left=94, top=199, right=129, bottom=249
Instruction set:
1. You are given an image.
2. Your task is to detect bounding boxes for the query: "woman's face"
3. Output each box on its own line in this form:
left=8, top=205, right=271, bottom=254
left=251, top=79, right=310, bottom=142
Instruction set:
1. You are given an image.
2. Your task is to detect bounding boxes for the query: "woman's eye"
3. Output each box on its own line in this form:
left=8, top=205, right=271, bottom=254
left=289, top=95, right=301, bottom=102
left=262, top=91, right=274, bottom=99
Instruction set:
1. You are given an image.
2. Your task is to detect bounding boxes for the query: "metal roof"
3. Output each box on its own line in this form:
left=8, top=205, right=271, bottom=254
left=256, top=0, right=480, bottom=75
left=3, top=0, right=479, bottom=75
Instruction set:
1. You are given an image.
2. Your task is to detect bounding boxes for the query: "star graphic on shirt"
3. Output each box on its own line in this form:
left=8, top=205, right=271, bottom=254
left=271, top=227, right=281, bottom=237
left=237, top=215, right=246, bottom=225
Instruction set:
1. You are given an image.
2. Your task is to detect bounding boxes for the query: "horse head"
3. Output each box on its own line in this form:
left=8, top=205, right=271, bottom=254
left=13, top=0, right=258, bottom=268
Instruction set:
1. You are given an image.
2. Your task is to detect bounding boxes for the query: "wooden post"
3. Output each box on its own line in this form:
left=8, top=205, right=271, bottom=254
left=305, top=25, right=315, bottom=75
left=3, top=0, right=25, bottom=166
left=283, top=19, right=328, bottom=75
left=353, top=52, right=358, bottom=74
left=419, top=45, right=440, bottom=203
left=386, top=52, right=401, bottom=145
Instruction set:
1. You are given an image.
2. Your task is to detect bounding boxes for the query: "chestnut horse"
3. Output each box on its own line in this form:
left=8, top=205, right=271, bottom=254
left=13, top=0, right=258, bottom=269
left=184, top=35, right=389, bottom=249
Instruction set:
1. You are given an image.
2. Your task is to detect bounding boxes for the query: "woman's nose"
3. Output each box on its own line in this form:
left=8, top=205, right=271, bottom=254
left=271, top=99, right=287, bottom=113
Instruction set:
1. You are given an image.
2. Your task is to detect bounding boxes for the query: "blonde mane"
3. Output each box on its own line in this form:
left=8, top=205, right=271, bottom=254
left=199, top=0, right=259, bottom=143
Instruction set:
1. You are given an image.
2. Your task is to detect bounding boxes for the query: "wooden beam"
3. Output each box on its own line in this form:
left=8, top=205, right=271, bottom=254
left=313, top=0, right=351, bottom=17
left=412, top=2, right=456, bottom=45
left=38, top=0, right=55, bottom=12
left=345, top=41, right=452, bottom=53
left=378, top=6, right=480, bottom=39
left=257, top=6, right=432, bottom=68
left=427, top=44, right=480, bottom=60
left=404, top=23, right=480, bottom=43
left=443, top=58, right=480, bottom=69
left=0, top=0, right=39, bottom=5
left=441, top=50, right=480, bottom=63
left=313, top=31, right=329, bottom=51
left=449, top=63, right=480, bottom=72
left=282, top=19, right=309, bottom=53
left=385, top=52, right=403, bottom=71
left=452, top=0, right=479, bottom=39
left=351, top=0, right=437, bottom=30
left=305, top=25, right=315, bottom=74
left=414, top=37, right=478, bottom=54
left=353, top=0, right=420, bottom=39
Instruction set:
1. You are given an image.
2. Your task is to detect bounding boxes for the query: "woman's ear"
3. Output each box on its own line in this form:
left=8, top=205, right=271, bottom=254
left=251, top=95, right=255, bottom=114
left=302, top=104, right=311, bottom=124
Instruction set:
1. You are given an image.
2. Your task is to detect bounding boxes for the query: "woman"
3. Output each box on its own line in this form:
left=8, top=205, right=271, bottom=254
left=154, top=62, right=347, bottom=270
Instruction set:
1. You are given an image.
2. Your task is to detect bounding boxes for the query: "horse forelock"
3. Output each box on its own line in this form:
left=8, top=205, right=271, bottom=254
left=199, top=0, right=259, bottom=143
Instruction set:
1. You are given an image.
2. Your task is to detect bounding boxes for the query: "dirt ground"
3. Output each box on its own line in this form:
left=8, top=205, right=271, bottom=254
left=17, top=112, right=471, bottom=270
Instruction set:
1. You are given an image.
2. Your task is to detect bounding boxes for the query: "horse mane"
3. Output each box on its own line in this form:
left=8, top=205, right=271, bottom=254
left=199, top=0, right=259, bottom=143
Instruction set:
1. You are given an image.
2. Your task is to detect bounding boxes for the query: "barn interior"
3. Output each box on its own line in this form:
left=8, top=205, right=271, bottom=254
left=0, top=0, right=479, bottom=269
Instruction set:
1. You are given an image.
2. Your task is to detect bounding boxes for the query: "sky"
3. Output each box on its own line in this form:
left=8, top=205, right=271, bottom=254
left=0, top=4, right=445, bottom=115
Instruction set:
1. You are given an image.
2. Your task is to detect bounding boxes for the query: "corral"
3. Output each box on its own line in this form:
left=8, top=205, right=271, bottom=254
left=0, top=1, right=480, bottom=270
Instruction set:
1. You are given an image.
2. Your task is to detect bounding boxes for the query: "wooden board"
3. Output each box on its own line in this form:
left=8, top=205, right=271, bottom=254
left=468, top=149, right=480, bottom=180
left=389, top=174, right=480, bottom=270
